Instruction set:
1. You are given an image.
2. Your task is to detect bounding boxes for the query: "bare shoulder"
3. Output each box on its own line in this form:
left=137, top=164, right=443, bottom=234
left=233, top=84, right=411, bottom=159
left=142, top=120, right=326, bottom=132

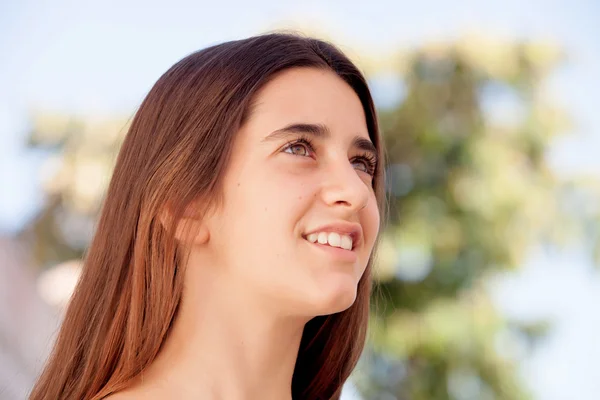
left=101, top=375, right=155, bottom=399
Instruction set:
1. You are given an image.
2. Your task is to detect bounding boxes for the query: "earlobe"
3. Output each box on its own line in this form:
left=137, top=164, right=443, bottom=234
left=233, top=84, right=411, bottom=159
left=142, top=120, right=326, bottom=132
left=158, top=204, right=210, bottom=245
left=193, top=224, right=210, bottom=245
left=168, top=215, right=211, bottom=245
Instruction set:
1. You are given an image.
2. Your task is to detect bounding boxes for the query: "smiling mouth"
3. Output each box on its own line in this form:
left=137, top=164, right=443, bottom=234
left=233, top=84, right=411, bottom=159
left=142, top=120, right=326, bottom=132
left=304, top=232, right=355, bottom=251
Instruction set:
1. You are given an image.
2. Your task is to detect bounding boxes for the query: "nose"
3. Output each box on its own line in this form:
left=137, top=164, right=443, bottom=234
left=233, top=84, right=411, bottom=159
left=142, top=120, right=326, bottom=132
left=320, top=159, right=371, bottom=213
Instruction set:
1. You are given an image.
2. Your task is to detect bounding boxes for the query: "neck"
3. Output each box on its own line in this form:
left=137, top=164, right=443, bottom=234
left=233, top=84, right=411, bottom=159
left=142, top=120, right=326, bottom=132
left=128, top=260, right=309, bottom=400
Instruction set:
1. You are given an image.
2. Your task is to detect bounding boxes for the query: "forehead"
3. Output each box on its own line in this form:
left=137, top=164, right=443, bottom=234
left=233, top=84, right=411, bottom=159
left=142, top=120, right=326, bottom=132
left=244, top=67, right=370, bottom=141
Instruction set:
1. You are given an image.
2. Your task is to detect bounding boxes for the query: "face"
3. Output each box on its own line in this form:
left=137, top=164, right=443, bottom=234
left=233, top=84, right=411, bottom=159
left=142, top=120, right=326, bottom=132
left=203, top=67, right=380, bottom=317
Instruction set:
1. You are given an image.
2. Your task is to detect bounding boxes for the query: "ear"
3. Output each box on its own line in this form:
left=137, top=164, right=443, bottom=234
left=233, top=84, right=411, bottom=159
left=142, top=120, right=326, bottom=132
left=159, top=202, right=210, bottom=245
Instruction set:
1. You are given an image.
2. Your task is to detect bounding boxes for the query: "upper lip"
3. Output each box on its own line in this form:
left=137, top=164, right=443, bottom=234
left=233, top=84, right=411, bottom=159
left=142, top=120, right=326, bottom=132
left=303, top=221, right=363, bottom=249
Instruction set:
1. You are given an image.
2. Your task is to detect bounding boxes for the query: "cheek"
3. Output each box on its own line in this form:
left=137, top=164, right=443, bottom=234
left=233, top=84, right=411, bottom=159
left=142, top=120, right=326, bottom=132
left=224, top=186, right=308, bottom=293
left=226, top=170, right=312, bottom=252
left=251, top=165, right=315, bottom=216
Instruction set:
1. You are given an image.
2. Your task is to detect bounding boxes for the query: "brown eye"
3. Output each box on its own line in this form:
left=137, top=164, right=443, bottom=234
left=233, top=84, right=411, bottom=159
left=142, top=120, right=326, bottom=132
left=285, top=143, right=310, bottom=157
left=282, top=138, right=315, bottom=158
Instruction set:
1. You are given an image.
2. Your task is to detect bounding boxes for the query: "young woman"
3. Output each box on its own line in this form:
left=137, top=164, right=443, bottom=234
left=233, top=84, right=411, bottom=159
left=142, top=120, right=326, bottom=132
left=30, top=32, right=387, bottom=400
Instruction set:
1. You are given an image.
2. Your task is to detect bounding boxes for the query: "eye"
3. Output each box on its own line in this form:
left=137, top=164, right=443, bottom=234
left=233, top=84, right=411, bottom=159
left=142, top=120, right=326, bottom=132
left=352, top=154, right=377, bottom=176
left=352, top=159, right=369, bottom=173
left=282, top=137, right=315, bottom=158
left=281, top=136, right=377, bottom=177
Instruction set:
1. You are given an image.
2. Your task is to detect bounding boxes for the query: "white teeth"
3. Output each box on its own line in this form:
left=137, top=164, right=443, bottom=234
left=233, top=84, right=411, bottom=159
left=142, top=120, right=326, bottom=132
left=317, top=232, right=328, bottom=244
left=307, top=233, right=318, bottom=243
left=305, top=231, right=354, bottom=250
left=327, top=232, right=341, bottom=247
left=340, top=235, right=352, bottom=250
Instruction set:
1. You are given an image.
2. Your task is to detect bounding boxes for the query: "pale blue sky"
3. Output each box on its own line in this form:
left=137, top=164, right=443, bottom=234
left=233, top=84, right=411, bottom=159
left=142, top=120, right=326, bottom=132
left=1, top=1, right=599, bottom=399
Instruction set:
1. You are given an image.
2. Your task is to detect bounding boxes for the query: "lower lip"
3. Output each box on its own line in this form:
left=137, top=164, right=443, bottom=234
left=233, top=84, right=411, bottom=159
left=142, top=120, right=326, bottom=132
left=304, top=240, right=358, bottom=263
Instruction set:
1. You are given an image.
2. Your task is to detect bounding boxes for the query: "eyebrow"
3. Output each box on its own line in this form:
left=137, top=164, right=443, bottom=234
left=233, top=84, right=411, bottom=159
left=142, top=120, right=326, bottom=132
left=262, top=123, right=378, bottom=160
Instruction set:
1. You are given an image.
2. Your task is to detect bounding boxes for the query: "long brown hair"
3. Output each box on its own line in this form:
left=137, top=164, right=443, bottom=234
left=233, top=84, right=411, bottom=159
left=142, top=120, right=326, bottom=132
left=30, top=32, right=386, bottom=400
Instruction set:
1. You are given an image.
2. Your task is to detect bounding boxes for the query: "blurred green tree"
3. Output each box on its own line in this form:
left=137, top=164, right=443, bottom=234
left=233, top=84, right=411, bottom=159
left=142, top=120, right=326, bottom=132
left=354, top=37, right=585, bottom=400
left=22, top=35, right=598, bottom=400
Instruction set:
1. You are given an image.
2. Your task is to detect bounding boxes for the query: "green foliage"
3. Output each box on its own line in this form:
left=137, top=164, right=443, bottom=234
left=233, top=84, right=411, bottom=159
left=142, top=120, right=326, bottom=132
left=356, top=37, right=584, bottom=399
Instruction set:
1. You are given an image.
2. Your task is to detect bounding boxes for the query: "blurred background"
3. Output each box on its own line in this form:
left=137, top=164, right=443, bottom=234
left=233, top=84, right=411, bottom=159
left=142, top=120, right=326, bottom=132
left=1, top=0, right=600, bottom=399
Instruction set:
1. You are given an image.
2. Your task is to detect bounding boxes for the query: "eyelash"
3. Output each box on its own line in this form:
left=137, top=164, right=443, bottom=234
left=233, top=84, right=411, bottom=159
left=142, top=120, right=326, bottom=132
left=282, top=135, right=378, bottom=177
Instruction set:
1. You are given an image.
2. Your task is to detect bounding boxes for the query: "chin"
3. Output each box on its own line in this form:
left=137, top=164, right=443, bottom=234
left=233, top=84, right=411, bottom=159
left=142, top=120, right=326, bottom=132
left=306, top=275, right=359, bottom=316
